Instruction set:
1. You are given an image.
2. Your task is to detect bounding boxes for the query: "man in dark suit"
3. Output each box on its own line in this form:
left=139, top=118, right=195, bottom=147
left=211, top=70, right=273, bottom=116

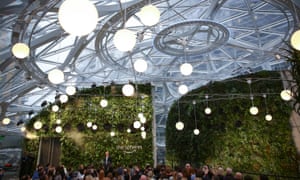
left=103, top=151, right=112, bottom=176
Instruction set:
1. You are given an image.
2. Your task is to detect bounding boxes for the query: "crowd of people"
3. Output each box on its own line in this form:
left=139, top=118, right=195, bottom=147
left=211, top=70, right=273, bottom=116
left=16, top=151, right=271, bottom=180
left=19, top=163, right=270, bottom=180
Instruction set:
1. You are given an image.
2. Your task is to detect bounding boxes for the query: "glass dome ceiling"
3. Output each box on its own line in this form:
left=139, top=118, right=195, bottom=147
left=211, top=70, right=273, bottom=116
left=0, top=0, right=299, bottom=162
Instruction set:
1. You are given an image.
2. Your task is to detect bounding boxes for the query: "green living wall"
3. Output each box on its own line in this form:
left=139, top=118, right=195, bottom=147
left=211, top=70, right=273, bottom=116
left=25, top=84, right=153, bottom=168
left=166, top=71, right=299, bottom=176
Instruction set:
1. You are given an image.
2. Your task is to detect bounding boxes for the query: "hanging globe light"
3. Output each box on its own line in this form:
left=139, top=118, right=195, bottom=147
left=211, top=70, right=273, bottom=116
left=56, top=119, right=62, bottom=124
left=193, top=129, right=200, bottom=135
left=113, top=29, right=136, bottom=52
left=134, top=59, right=148, bottom=72
left=122, top=84, right=135, bottom=96
left=291, top=30, right=300, bottom=50
left=204, top=107, right=212, bottom=115
left=140, top=126, right=145, bottom=131
left=180, top=63, right=193, bottom=76
left=87, top=121, right=92, bottom=128
left=52, top=105, right=59, bottom=112
left=100, top=99, right=108, bottom=107
left=280, top=89, right=292, bottom=101
left=133, top=120, right=141, bottom=129
left=20, top=126, right=26, bottom=132
left=249, top=106, right=259, bottom=115
left=178, top=84, right=188, bottom=95
left=59, top=94, right=69, bottom=103
left=139, top=4, right=160, bottom=26
left=55, top=126, right=63, bottom=133
left=2, top=118, right=10, bottom=125
left=175, top=121, right=184, bottom=130
left=110, top=131, right=115, bottom=137
left=92, top=124, right=98, bottom=130
left=12, top=43, right=30, bottom=59
left=48, top=68, right=64, bottom=84
left=138, top=112, right=144, bottom=119
left=127, top=128, right=131, bottom=133
left=58, top=0, right=99, bottom=36
left=141, top=131, right=146, bottom=139
left=265, top=114, right=272, bottom=121
left=66, top=86, right=76, bottom=95
left=140, top=116, right=146, bottom=124
left=33, top=121, right=43, bottom=130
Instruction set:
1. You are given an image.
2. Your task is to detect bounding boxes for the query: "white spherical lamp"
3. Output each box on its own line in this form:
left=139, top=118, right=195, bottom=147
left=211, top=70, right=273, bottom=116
left=33, top=121, right=43, bottom=130
left=140, top=116, right=146, bottom=124
left=134, top=59, right=148, bottom=72
left=2, top=118, right=10, bottom=125
left=180, top=63, right=193, bottom=76
left=92, top=124, right=98, bottom=130
left=141, top=131, right=146, bottom=139
left=52, top=105, right=59, bottom=112
left=20, top=126, right=26, bottom=132
left=193, top=129, right=200, bottom=135
left=291, top=30, right=300, bottom=50
left=100, top=99, right=108, bottom=107
left=204, top=107, right=212, bottom=115
left=133, top=120, right=141, bottom=129
left=66, top=86, right=76, bottom=95
left=280, top=89, right=292, bottom=101
left=178, top=84, right=188, bottom=95
left=175, top=121, right=184, bottom=130
left=265, top=114, right=272, bottom=121
left=12, top=43, right=30, bottom=59
left=139, top=4, right=160, bottom=26
left=87, top=121, right=92, bottom=128
left=113, top=29, right=136, bottom=52
left=110, top=131, right=115, bottom=137
left=55, top=126, right=62, bottom=133
left=56, top=119, right=62, bottom=124
left=59, top=94, right=69, bottom=103
left=249, top=106, right=259, bottom=115
left=58, top=0, right=98, bottom=36
left=127, top=128, right=131, bottom=133
left=48, top=68, right=64, bottom=84
left=122, top=84, right=135, bottom=96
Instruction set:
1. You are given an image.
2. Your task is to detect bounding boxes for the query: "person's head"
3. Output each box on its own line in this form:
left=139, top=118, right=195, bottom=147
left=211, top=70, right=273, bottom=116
left=234, top=172, right=243, bottom=180
left=216, top=167, right=224, bottom=175
left=225, top=167, right=232, bottom=175
left=140, top=174, right=147, bottom=180
left=105, top=151, right=109, bottom=157
left=185, top=163, right=191, bottom=169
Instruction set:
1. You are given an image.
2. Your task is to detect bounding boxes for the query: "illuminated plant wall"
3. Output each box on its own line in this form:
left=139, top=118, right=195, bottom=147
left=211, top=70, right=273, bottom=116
left=25, top=84, right=153, bottom=168
left=166, top=71, right=299, bottom=176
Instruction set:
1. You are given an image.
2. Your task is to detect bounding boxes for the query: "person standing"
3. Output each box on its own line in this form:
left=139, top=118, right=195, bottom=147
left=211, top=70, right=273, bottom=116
left=103, top=151, right=112, bottom=176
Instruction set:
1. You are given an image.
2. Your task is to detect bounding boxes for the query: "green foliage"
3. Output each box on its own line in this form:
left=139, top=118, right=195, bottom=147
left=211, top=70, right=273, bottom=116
left=24, top=84, right=153, bottom=168
left=166, top=71, right=299, bottom=176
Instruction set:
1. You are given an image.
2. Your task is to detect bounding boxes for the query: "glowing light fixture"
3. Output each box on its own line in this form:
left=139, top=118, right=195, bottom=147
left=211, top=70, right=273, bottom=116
left=122, top=84, right=135, bottom=96
left=12, top=43, right=30, bottom=59
left=52, top=105, right=59, bottom=112
left=59, top=94, right=69, bottom=103
left=110, top=131, right=115, bottom=137
left=100, top=99, right=108, bottom=107
left=87, top=121, right=92, bottom=128
left=134, top=59, right=148, bottom=72
left=140, top=116, right=146, bottom=124
left=204, top=95, right=212, bottom=115
left=56, top=119, right=62, bottom=124
left=141, top=131, right=146, bottom=139
left=133, top=120, right=141, bottom=129
left=55, top=126, right=62, bottom=133
left=58, top=0, right=98, bottom=36
left=48, top=68, right=64, bottom=84
left=66, top=86, right=76, bottom=95
left=34, top=121, right=43, bottom=130
left=140, top=126, right=145, bottom=131
left=249, top=106, right=259, bottom=115
left=180, top=63, right=193, bottom=76
left=178, top=84, right=188, bottom=95
left=192, top=100, right=199, bottom=135
left=2, top=118, right=10, bottom=125
left=113, top=29, right=136, bottom=52
left=175, top=121, right=184, bottom=130
left=280, top=89, right=292, bottom=101
left=265, top=114, right=272, bottom=121
left=127, top=128, right=131, bottom=133
left=193, top=129, right=200, bottom=135
left=139, top=4, right=160, bottom=26
left=291, top=30, right=300, bottom=50
left=20, top=126, right=26, bottom=132
left=92, top=124, right=98, bottom=130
